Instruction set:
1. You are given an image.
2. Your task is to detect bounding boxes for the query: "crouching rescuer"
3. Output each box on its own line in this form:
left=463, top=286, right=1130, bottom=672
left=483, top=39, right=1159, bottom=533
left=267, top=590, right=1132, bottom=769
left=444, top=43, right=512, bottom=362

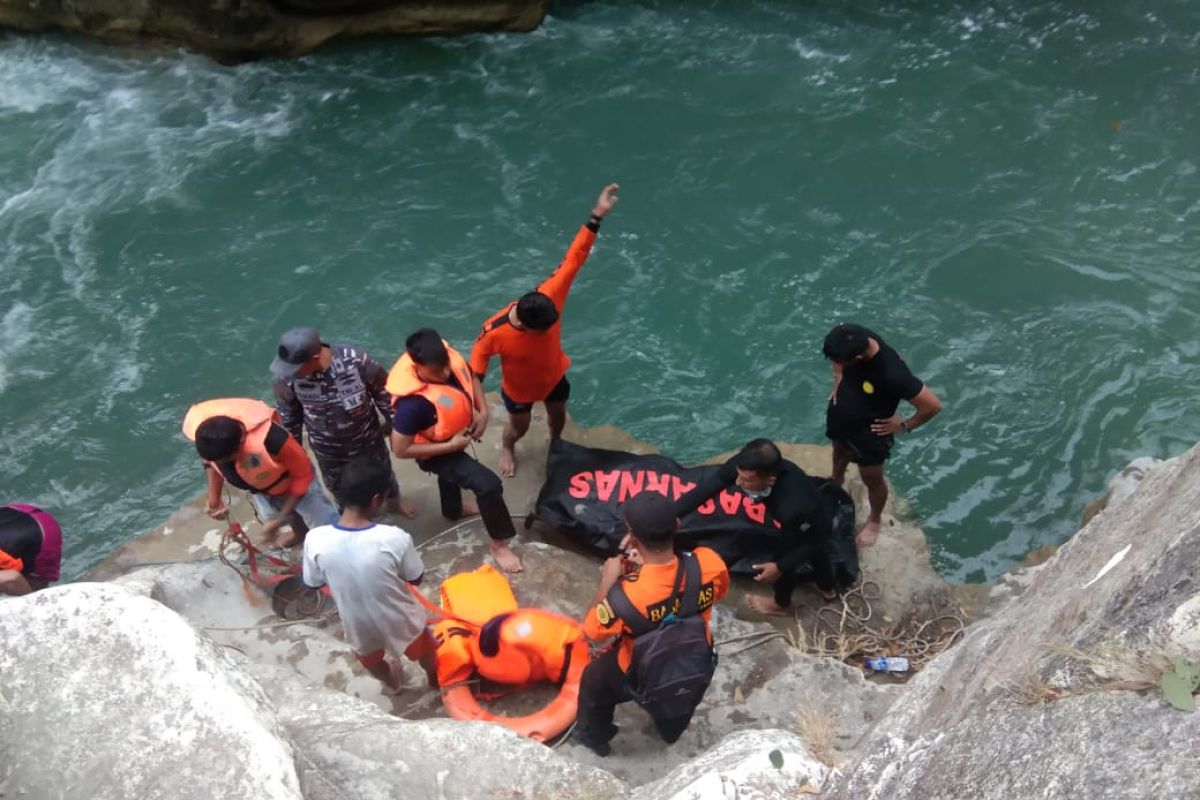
left=573, top=493, right=730, bottom=756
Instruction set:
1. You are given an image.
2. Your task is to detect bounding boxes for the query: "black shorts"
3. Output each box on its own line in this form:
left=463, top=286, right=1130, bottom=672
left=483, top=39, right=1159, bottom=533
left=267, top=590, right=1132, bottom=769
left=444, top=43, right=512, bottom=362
left=500, top=375, right=571, bottom=415
left=831, top=428, right=894, bottom=466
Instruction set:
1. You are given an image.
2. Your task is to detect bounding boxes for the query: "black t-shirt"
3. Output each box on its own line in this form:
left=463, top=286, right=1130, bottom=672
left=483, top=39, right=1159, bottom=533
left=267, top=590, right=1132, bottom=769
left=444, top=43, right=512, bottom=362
left=391, top=374, right=469, bottom=437
left=675, top=456, right=833, bottom=574
left=0, top=507, right=43, bottom=572
left=825, top=329, right=923, bottom=438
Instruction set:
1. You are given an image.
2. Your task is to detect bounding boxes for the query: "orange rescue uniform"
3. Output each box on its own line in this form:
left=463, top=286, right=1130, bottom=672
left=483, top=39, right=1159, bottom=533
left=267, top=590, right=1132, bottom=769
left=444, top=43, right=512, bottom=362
left=469, top=225, right=597, bottom=404
left=583, top=547, right=730, bottom=671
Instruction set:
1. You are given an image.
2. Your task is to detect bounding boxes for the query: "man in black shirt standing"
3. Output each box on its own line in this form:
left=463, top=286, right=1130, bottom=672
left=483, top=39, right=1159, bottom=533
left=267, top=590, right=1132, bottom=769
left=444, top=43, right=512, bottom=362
left=823, top=323, right=942, bottom=547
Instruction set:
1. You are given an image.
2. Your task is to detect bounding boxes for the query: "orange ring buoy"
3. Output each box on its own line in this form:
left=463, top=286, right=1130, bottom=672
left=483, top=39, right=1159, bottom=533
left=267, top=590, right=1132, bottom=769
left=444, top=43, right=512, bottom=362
left=440, top=638, right=588, bottom=742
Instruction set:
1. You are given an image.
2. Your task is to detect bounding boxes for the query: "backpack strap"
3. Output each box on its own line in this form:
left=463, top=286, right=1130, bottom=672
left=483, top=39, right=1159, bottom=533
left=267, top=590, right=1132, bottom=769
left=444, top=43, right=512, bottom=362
left=605, top=556, right=687, bottom=638
left=677, top=552, right=703, bottom=619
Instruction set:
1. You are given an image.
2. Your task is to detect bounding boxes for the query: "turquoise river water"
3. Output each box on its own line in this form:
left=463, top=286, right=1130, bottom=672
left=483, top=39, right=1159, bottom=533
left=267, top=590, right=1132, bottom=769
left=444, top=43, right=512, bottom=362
left=1, top=1, right=1198, bottom=582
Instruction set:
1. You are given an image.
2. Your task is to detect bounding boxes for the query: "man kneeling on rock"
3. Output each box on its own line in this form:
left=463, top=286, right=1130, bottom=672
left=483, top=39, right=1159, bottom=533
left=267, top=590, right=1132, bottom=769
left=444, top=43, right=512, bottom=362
left=302, top=456, right=437, bottom=693
left=574, top=493, right=729, bottom=756
left=675, top=438, right=838, bottom=614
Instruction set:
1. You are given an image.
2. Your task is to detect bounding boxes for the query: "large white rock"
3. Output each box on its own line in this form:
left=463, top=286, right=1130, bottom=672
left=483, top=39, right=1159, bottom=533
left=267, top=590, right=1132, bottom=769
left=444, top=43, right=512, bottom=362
left=828, top=449, right=1200, bottom=800
left=0, top=582, right=303, bottom=800
left=0, top=581, right=627, bottom=800
left=628, top=729, right=828, bottom=800
left=242, top=658, right=626, bottom=800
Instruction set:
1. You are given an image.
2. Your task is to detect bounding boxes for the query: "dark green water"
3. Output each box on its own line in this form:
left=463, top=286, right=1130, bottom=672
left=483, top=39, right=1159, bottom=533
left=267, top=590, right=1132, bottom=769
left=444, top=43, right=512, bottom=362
left=2, top=1, right=1198, bottom=582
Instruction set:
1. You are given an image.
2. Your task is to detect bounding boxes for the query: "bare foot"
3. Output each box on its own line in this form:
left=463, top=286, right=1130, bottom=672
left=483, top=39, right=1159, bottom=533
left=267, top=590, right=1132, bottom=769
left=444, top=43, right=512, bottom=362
left=855, top=520, right=882, bottom=548
left=391, top=497, right=418, bottom=519
left=499, top=443, right=518, bottom=478
left=459, top=498, right=480, bottom=518
left=490, top=541, right=524, bottom=574
left=745, top=595, right=791, bottom=616
left=381, top=660, right=406, bottom=696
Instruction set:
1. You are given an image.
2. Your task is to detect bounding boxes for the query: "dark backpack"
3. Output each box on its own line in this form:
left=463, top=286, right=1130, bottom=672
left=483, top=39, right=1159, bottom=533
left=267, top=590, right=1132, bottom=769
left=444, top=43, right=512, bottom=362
left=606, top=552, right=718, bottom=720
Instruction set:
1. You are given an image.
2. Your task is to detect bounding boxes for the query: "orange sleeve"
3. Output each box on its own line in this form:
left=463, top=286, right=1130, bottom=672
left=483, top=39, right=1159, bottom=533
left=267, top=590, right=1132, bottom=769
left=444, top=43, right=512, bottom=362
left=537, top=225, right=597, bottom=310
left=0, top=547, right=24, bottom=573
left=698, top=548, right=731, bottom=602
left=583, top=596, right=627, bottom=642
left=275, top=432, right=314, bottom=496
left=469, top=328, right=497, bottom=378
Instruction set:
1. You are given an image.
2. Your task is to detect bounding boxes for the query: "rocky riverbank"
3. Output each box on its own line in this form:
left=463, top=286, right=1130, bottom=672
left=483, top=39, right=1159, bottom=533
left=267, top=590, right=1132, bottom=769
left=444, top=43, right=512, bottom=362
left=0, top=1, right=550, bottom=61
left=3, top=398, right=1197, bottom=797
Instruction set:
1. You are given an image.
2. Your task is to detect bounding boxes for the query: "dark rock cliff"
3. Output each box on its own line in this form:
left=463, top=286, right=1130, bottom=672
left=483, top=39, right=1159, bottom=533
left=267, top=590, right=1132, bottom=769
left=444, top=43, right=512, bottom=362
left=0, top=1, right=550, bottom=61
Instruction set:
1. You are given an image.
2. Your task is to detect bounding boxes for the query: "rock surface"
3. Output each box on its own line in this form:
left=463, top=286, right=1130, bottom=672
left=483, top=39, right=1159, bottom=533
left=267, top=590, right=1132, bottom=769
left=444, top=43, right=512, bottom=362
left=0, top=583, right=304, bottom=800
left=0, top=0, right=550, bottom=61
left=827, top=447, right=1200, bottom=800
left=627, top=729, right=829, bottom=800
left=0, top=582, right=625, bottom=800
left=114, top=537, right=900, bottom=785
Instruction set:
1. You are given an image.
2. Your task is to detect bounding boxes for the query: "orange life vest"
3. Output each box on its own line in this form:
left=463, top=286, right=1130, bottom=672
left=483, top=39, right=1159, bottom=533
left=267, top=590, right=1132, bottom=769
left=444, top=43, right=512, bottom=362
left=471, top=610, right=583, bottom=686
left=182, top=398, right=291, bottom=497
left=429, top=565, right=588, bottom=742
left=385, top=341, right=476, bottom=444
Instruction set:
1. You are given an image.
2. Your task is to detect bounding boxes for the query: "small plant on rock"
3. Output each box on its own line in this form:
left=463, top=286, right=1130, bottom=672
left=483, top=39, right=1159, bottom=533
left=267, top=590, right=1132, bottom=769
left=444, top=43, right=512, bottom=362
left=1160, top=656, right=1200, bottom=712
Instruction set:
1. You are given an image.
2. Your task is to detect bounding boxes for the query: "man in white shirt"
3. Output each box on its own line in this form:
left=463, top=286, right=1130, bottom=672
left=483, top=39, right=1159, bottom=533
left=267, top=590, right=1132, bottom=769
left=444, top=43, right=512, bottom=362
left=302, top=456, right=437, bottom=691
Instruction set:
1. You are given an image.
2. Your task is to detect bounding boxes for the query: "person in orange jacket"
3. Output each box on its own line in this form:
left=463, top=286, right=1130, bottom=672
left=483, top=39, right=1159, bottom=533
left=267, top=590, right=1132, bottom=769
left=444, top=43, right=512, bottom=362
left=389, top=329, right=522, bottom=574
left=0, top=504, right=63, bottom=596
left=183, top=398, right=338, bottom=546
left=469, top=183, right=619, bottom=478
left=574, top=492, right=730, bottom=756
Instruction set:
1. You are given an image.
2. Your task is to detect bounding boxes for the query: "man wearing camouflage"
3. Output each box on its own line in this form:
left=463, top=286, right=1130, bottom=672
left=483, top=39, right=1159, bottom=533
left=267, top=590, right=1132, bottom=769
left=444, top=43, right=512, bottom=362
left=270, top=326, right=415, bottom=517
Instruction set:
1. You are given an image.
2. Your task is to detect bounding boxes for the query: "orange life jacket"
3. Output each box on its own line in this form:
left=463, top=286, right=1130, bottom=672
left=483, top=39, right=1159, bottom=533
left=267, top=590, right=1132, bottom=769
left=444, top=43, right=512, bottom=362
left=429, top=565, right=588, bottom=742
left=385, top=341, right=476, bottom=444
left=182, top=398, right=291, bottom=497
left=470, top=609, right=583, bottom=686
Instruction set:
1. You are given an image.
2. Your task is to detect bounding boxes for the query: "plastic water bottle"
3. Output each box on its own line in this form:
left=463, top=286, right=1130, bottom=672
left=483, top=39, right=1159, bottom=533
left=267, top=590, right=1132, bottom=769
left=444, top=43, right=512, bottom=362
left=865, top=656, right=910, bottom=673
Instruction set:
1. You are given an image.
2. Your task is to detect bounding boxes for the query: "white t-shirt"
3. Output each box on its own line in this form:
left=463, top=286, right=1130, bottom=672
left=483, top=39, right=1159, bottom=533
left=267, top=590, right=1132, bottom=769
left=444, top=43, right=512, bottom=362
left=302, top=522, right=427, bottom=657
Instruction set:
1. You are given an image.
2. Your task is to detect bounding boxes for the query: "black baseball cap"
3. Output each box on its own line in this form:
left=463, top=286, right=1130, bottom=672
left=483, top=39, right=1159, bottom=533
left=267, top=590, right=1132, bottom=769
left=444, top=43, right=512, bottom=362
left=270, top=327, right=323, bottom=377
left=622, top=492, right=678, bottom=540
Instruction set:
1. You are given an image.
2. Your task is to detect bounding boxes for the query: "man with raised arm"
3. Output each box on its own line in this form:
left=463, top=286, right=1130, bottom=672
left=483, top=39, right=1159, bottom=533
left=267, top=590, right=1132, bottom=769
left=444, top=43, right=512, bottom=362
left=469, top=183, right=620, bottom=478
left=823, top=322, right=942, bottom=547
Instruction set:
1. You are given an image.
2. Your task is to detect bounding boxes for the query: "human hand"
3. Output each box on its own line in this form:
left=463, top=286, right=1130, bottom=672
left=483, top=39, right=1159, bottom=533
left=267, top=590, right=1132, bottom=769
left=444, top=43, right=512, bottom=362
left=871, top=415, right=905, bottom=436
left=467, top=410, right=489, bottom=441
left=205, top=499, right=229, bottom=520
left=592, top=183, right=620, bottom=218
left=752, top=562, right=782, bottom=584
left=450, top=431, right=473, bottom=452
left=260, top=516, right=285, bottom=542
left=601, top=556, right=625, bottom=585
